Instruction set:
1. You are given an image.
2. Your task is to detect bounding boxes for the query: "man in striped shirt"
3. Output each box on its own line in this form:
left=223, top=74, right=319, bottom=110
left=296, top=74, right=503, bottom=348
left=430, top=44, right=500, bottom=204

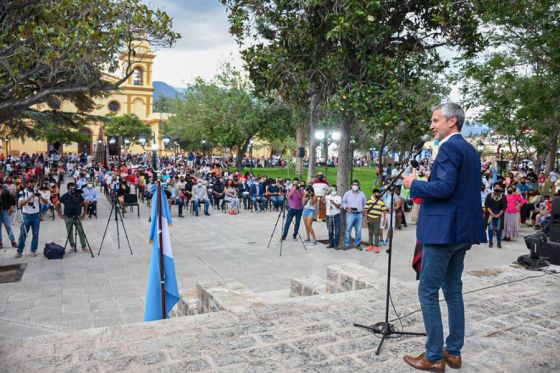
left=364, top=188, right=387, bottom=253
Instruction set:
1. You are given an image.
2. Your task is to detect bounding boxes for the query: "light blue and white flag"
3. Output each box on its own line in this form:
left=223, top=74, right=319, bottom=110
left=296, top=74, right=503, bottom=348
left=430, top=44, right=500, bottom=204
left=144, top=184, right=179, bottom=321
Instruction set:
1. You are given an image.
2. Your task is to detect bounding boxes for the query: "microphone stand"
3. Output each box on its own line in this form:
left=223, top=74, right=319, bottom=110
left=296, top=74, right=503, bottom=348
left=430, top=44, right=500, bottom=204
left=353, top=144, right=426, bottom=355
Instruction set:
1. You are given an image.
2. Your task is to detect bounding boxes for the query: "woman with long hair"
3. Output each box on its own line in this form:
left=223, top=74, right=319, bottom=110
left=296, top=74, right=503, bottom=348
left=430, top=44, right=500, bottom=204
left=302, top=184, right=318, bottom=244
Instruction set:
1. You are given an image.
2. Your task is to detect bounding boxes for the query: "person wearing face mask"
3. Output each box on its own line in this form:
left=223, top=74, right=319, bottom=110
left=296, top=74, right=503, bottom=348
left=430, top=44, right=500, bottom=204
left=82, top=182, right=98, bottom=218
left=502, top=186, right=526, bottom=241
left=249, top=177, right=267, bottom=212
left=484, top=183, right=506, bottom=248
left=0, top=184, right=17, bottom=248
left=364, top=188, right=388, bottom=253
left=56, top=182, right=88, bottom=252
left=341, top=180, right=367, bottom=250
left=324, top=186, right=341, bottom=248
left=191, top=179, right=210, bottom=216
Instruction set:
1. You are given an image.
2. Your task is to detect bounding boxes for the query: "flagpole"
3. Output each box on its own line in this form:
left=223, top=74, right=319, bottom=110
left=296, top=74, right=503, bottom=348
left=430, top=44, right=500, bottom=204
left=157, top=179, right=166, bottom=319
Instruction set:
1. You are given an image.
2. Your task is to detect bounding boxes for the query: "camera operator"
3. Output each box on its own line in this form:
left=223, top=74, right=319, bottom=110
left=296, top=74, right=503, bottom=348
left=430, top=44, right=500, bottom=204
left=0, top=183, right=17, bottom=248
left=15, top=179, right=48, bottom=258
left=55, top=182, right=88, bottom=252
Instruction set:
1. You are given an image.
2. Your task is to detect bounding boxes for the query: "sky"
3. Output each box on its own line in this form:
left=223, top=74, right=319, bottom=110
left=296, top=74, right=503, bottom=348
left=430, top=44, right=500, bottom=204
left=141, top=0, right=244, bottom=87
left=143, top=1, right=464, bottom=104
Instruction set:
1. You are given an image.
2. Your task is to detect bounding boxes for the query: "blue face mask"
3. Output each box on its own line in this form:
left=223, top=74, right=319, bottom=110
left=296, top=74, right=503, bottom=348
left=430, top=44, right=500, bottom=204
left=434, top=139, right=440, bottom=146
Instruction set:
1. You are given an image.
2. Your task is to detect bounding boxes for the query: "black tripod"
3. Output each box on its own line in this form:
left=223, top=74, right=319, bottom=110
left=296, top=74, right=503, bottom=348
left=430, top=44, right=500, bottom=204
left=98, top=197, right=133, bottom=255
left=353, top=150, right=425, bottom=355
left=63, top=216, right=94, bottom=258
left=267, top=198, right=307, bottom=256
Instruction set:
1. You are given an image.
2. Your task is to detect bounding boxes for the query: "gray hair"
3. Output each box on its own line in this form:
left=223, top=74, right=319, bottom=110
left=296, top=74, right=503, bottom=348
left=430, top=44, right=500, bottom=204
left=434, top=102, right=465, bottom=131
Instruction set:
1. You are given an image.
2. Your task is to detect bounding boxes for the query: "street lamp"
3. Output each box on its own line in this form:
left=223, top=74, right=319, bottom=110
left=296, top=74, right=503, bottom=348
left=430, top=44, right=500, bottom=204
left=138, top=135, right=147, bottom=148
left=477, top=141, right=484, bottom=162
left=314, top=129, right=340, bottom=179
left=163, top=135, right=170, bottom=149
left=151, top=138, right=159, bottom=172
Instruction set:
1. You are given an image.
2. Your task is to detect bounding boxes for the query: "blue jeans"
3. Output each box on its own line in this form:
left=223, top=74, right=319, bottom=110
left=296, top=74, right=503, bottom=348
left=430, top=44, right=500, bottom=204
left=487, top=218, right=501, bottom=244
left=0, top=210, right=16, bottom=242
left=193, top=198, right=209, bottom=215
left=326, top=214, right=341, bottom=247
left=419, top=243, right=470, bottom=362
left=18, top=212, right=41, bottom=253
left=344, top=212, right=362, bottom=248
left=269, top=195, right=284, bottom=209
left=251, top=196, right=267, bottom=212
left=282, top=208, right=303, bottom=238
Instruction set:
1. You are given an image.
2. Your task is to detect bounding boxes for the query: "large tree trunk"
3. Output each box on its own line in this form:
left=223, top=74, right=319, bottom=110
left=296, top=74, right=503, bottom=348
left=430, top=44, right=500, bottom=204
left=236, top=137, right=252, bottom=173
left=544, top=128, right=559, bottom=175
left=295, top=125, right=305, bottom=178
left=307, top=93, right=320, bottom=183
left=337, top=117, right=353, bottom=248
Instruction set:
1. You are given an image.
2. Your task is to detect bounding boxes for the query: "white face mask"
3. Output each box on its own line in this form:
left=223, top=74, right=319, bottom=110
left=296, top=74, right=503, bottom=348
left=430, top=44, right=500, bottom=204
left=351, top=185, right=359, bottom=191
left=87, top=184, right=93, bottom=188
left=331, top=190, right=337, bottom=196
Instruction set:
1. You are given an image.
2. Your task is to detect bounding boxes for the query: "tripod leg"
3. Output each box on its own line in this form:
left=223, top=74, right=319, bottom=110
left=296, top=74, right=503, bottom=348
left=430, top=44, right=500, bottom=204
left=267, top=207, right=284, bottom=249
left=297, top=232, right=308, bottom=250
left=98, top=205, right=114, bottom=255
left=279, top=206, right=286, bottom=257
left=115, top=207, right=121, bottom=249
left=76, top=218, right=94, bottom=258
left=117, top=208, right=134, bottom=255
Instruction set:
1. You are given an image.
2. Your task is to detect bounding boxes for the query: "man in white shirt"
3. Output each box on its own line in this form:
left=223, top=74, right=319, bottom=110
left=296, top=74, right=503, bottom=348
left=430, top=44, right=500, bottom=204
left=324, top=187, right=342, bottom=248
left=15, top=179, right=48, bottom=257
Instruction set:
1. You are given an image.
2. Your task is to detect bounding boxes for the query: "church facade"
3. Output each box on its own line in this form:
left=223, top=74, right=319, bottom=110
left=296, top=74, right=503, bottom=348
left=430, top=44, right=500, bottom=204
left=6, top=42, right=169, bottom=157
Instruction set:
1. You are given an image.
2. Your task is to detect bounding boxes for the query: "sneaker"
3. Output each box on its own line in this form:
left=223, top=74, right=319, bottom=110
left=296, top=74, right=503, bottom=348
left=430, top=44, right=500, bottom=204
left=304, top=238, right=311, bottom=242
left=312, top=240, right=317, bottom=245
left=281, top=235, right=286, bottom=241
left=204, top=212, right=210, bottom=216
left=293, top=235, right=298, bottom=241
left=355, top=245, right=363, bottom=251
left=497, top=243, right=502, bottom=249
left=366, top=245, right=374, bottom=251
left=14, top=252, right=22, bottom=258
left=488, top=242, right=493, bottom=248
left=30, top=252, right=38, bottom=257
left=82, top=247, right=90, bottom=252
left=0, top=241, right=2, bottom=248
left=11, top=241, right=17, bottom=248
left=326, top=245, right=334, bottom=248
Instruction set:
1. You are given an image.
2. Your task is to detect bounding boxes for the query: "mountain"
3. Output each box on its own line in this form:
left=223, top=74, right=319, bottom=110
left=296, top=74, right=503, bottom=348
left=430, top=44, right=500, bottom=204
left=462, top=121, right=490, bottom=137
left=153, top=81, right=180, bottom=101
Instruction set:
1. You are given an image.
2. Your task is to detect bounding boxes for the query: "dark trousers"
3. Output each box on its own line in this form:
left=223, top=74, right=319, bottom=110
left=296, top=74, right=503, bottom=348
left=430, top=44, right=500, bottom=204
left=282, top=208, right=303, bottom=238
left=326, top=214, right=340, bottom=247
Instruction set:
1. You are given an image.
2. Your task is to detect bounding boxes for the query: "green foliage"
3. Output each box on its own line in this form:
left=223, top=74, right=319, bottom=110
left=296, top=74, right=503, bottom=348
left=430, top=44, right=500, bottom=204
left=164, top=66, right=296, bottom=159
left=104, top=113, right=153, bottom=143
left=153, top=96, right=178, bottom=113
left=0, top=0, right=180, bottom=129
left=458, top=0, right=559, bottom=165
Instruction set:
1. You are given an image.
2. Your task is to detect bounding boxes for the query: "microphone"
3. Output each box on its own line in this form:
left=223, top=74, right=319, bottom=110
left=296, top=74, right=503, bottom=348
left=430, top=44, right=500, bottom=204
left=403, top=135, right=430, bottom=176
left=413, top=134, right=431, bottom=152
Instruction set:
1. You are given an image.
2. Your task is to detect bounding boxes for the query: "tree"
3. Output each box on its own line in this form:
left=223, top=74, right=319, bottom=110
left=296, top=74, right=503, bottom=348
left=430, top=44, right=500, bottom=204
left=104, top=113, right=153, bottom=144
left=153, top=96, right=177, bottom=113
left=458, top=0, right=560, bottom=173
left=0, top=0, right=180, bottom=132
left=164, top=67, right=295, bottom=171
left=222, top=0, right=482, bottom=192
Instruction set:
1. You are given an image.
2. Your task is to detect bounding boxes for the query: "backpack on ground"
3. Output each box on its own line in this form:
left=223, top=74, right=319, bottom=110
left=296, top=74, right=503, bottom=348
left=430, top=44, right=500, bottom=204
left=44, top=242, right=65, bottom=259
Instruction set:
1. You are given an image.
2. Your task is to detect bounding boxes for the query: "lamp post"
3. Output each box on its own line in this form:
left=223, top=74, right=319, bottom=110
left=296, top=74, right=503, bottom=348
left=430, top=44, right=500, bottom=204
left=477, top=141, right=484, bottom=167
left=151, top=138, right=159, bottom=172
left=314, top=129, right=340, bottom=180
left=248, top=139, right=254, bottom=174
left=109, top=136, right=120, bottom=174
left=349, top=138, right=356, bottom=187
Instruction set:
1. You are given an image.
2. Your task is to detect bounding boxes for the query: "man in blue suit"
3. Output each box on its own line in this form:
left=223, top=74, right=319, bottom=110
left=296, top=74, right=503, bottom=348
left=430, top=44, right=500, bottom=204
left=249, top=178, right=267, bottom=212
left=402, top=103, right=486, bottom=372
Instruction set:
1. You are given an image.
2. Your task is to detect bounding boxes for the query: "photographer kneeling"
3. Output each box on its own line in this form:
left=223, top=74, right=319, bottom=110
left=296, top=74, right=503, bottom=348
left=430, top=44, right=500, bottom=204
left=55, top=182, right=88, bottom=252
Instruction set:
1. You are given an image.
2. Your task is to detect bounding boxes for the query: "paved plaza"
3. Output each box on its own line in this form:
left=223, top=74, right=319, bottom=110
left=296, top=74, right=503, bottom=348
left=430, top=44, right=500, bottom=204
left=0, top=191, right=539, bottom=338
left=1, top=191, right=559, bottom=372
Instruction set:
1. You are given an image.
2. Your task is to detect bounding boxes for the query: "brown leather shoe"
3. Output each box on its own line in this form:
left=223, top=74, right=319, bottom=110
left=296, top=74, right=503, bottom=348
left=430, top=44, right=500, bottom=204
left=444, top=349, right=462, bottom=369
left=403, top=353, right=445, bottom=372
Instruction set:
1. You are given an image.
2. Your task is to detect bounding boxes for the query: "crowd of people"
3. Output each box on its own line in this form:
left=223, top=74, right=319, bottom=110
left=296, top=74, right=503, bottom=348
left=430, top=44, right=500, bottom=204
left=0, top=147, right=558, bottom=259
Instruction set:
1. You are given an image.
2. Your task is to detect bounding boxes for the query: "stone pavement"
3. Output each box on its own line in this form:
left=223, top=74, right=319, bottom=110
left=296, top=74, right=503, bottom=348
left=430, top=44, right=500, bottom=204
left=0, top=190, right=537, bottom=340
left=0, top=263, right=558, bottom=372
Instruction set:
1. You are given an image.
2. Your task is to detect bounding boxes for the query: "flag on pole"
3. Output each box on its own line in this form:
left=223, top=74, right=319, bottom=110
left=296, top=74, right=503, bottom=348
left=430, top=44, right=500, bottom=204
left=144, top=184, right=179, bottom=321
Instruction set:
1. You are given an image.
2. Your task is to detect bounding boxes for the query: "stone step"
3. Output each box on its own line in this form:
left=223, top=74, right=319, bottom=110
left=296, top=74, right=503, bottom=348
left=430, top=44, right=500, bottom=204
left=290, top=274, right=327, bottom=297
left=326, top=263, right=385, bottom=293
left=171, top=289, right=201, bottom=317
left=196, top=279, right=266, bottom=315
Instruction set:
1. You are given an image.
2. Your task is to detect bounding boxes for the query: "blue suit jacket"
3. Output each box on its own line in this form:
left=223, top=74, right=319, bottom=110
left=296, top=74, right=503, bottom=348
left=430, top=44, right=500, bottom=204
left=411, top=134, right=487, bottom=245
left=249, top=183, right=265, bottom=198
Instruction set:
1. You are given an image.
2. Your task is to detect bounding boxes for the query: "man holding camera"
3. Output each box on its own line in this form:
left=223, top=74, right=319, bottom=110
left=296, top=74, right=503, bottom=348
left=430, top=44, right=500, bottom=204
left=56, top=182, right=88, bottom=252
left=15, top=179, right=48, bottom=258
